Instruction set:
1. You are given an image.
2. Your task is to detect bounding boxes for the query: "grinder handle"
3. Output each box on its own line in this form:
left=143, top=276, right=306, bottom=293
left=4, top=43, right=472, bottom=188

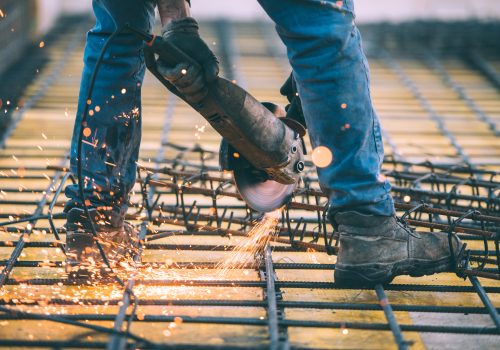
left=143, top=36, right=202, bottom=97
left=144, top=44, right=186, bottom=101
left=148, top=35, right=202, bottom=70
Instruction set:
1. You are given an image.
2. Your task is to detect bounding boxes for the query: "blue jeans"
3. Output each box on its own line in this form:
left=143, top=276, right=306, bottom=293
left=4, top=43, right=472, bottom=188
left=65, top=0, right=155, bottom=221
left=66, top=0, right=394, bottom=221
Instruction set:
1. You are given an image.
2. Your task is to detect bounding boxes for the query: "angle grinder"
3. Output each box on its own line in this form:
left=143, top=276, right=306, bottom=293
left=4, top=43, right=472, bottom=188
left=140, top=32, right=306, bottom=212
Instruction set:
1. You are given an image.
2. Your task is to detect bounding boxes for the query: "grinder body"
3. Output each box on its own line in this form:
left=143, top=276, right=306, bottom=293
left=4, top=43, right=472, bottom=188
left=144, top=37, right=305, bottom=211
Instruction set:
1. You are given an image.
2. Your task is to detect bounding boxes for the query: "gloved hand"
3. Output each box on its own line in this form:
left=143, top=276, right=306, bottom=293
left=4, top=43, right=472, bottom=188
left=156, top=17, right=219, bottom=104
left=280, top=73, right=306, bottom=128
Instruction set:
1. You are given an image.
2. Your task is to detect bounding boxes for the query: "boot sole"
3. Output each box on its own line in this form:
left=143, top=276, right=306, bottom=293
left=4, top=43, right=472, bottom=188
left=65, top=222, right=140, bottom=281
left=334, top=257, right=453, bottom=287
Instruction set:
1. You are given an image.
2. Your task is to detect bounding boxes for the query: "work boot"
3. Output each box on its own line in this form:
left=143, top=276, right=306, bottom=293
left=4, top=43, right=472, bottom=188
left=333, top=211, right=464, bottom=286
left=64, top=208, right=139, bottom=279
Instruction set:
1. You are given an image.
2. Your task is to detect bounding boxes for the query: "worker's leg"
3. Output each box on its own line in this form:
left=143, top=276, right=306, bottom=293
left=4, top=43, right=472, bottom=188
left=257, top=0, right=394, bottom=218
left=65, top=0, right=155, bottom=226
left=257, top=0, right=464, bottom=286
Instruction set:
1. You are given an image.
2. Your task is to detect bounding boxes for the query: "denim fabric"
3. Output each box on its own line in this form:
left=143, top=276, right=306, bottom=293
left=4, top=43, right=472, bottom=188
left=65, top=0, right=155, bottom=221
left=258, top=0, right=394, bottom=217
left=66, top=0, right=394, bottom=221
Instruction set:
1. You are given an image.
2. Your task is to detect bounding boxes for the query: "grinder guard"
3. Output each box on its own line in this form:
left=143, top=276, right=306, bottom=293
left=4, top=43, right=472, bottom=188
left=219, top=102, right=305, bottom=212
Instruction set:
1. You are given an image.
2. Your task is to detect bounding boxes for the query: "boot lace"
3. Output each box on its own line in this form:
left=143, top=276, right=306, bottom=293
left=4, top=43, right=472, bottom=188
left=396, top=215, right=420, bottom=238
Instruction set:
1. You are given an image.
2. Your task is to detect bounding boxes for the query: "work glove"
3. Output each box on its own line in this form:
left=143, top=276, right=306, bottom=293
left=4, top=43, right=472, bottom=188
left=280, top=73, right=306, bottom=128
left=156, top=17, right=219, bottom=104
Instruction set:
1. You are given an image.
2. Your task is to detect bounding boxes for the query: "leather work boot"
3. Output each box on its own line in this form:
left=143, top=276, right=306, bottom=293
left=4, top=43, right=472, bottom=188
left=65, top=208, right=139, bottom=279
left=333, top=211, right=464, bottom=286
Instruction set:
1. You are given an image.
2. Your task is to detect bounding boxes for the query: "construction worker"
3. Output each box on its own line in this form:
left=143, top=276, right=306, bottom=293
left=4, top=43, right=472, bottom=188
left=65, top=0, right=463, bottom=284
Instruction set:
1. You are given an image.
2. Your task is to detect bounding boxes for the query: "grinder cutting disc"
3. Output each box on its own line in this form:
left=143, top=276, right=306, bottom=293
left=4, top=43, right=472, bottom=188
left=221, top=139, right=296, bottom=212
left=234, top=164, right=295, bottom=212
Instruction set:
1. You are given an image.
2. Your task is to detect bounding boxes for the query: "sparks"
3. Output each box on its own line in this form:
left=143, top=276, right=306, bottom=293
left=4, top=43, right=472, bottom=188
left=81, top=140, right=97, bottom=148
left=216, top=210, right=281, bottom=277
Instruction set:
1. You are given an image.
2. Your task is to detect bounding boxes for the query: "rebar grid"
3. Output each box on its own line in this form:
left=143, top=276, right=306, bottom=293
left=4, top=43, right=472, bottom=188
left=1, top=143, right=499, bottom=349
left=0, top=18, right=499, bottom=350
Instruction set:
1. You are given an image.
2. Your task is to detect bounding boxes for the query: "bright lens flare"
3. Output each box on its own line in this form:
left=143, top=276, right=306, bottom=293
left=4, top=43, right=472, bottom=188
left=311, top=146, right=333, bottom=168
left=215, top=209, right=281, bottom=277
